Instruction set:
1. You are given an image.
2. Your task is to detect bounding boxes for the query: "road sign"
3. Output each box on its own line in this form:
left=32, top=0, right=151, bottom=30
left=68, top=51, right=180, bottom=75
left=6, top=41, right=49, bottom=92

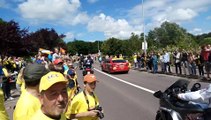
left=142, top=42, right=147, bottom=50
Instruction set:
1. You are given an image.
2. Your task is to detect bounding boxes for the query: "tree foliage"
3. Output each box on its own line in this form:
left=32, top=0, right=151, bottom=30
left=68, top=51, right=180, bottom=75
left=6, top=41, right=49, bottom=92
left=200, top=37, right=211, bottom=45
left=0, top=17, right=210, bottom=58
left=0, top=20, right=29, bottom=56
left=66, top=40, right=102, bottom=55
left=101, top=38, right=123, bottom=55
left=147, top=21, right=198, bottom=51
left=27, top=28, right=66, bottom=53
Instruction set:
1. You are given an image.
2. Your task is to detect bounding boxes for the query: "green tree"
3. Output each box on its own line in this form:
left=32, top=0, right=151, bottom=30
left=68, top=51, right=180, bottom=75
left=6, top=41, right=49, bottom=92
left=101, top=37, right=124, bottom=55
left=128, top=33, right=142, bottom=53
left=200, top=37, right=211, bottom=45
left=66, top=40, right=99, bottom=55
left=196, top=32, right=211, bottom=45
left=27, top=28, right=66, bottom=53
left=0, top=20, right=29, bottom=57
left=147, top=21, right=196, bottom=50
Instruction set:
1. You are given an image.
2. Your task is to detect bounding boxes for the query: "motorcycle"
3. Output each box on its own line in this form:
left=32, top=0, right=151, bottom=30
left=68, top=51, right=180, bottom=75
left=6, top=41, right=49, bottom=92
left=82, top=66, right=94, bottom=76
left=154, top=79, right=211, bottom=120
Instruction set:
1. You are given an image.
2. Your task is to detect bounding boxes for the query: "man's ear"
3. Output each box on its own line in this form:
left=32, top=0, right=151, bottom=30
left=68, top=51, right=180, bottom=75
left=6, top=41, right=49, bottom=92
left=38, top=92, right=44, bottom=105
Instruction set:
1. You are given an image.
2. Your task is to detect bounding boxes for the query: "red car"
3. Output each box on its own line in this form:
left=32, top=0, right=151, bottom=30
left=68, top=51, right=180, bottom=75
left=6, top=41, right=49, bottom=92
left=101, top=58, right=130, bottom=73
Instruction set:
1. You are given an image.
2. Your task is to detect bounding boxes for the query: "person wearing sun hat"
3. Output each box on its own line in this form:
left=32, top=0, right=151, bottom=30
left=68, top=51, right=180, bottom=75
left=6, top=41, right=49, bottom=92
left=65, top=74, right=103, bottom=120
left=13, top=63, right=49, bottom=120
left=48, top=58, right=65, bottom=74
left=31, top=71, right=68, bottom=120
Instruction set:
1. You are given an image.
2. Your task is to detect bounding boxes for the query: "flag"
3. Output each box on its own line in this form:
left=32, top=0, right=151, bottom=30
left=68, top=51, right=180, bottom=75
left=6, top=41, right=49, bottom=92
left=60, top=47, right=66, bottom=54
left=39, top=48, right=51, bottom=54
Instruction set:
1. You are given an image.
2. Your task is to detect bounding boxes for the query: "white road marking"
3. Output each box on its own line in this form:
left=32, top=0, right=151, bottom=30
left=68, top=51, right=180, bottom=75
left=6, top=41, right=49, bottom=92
left=94, top=68, right=155, bottom=94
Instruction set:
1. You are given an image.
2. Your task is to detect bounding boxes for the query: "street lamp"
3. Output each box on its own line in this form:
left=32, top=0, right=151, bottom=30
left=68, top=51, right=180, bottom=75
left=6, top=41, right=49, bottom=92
left=142, top=0, right=146, bottom=54
left=98, top=41, right=101, bottom=55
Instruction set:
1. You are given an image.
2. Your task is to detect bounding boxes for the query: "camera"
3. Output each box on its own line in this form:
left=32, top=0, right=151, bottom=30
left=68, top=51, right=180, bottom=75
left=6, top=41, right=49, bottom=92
left=95, top=106, right=104, bottom=119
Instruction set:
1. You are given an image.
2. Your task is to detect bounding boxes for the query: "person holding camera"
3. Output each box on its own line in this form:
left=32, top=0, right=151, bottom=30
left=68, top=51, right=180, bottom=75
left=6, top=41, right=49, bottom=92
left=65, top=74, right=104, bottom=120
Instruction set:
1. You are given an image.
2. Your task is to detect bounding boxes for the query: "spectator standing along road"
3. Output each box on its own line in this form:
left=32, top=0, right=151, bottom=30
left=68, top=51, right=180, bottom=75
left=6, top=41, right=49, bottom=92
left=0, top=85, right=9, bottom=120
left=66, top=74, right=103, bottom=120
left=13, top=63, right=49, bottom=120
left=31, top=71, right=68, bottom=120
left=201, top=45, right=210, bottom=80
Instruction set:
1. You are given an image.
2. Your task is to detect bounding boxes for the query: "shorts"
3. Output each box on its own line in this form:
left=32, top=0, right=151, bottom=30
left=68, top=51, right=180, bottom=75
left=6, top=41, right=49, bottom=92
left=205, top=61, right=210, bottom=72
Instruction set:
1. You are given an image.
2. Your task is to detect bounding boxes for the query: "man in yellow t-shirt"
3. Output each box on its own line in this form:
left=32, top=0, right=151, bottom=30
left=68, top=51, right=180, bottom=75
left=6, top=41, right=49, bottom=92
left=16, top=67, right=25, bottom=93
left=133, top=53, right=138, bottom=68
left=13, top=63, right=49, bottom=120
left=0, top=89, right=9, bottom=120
left=64, top=69, right=79, bottom=98
left=65, top=74, right=103, bottom=120
left=1, top=64, right=16, bottom=100
left=30, top=71, right=68, bottom=120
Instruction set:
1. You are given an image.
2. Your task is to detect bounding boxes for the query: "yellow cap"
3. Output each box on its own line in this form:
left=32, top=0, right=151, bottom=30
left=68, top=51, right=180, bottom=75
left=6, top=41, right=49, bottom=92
left=39, top=71, right=67, bottom=92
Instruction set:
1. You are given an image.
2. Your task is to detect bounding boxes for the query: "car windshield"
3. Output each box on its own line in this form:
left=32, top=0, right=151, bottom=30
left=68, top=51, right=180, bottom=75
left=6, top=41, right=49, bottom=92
left=112, top=60, right=126, bottom=63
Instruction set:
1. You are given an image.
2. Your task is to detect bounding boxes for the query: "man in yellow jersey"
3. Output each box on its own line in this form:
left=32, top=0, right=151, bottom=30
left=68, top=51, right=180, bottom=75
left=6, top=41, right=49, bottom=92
left=13, top=63, right=49, bottom=120
left=65, top=69, right=79, bottom=97
left=16, top=67, right=25, bottom=93
left=0, top=63, right=7, bottom=120
left=0, top=87, right=9, bottom=120
left=1, top=62, right=17, bottom=101
left=31, top=71, right=68, bottom=120
left=66, top=74, right=104, bottom=120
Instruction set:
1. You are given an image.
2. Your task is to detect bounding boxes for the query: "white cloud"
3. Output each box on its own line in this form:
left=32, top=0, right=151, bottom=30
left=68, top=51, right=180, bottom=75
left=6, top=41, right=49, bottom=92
left=87, top=13, right=143, bottom=39
left=168, top=8, right=197, bottom=21
left=206, top=16, right=211, bottom=20
left=64, top=32, right=75, bottom=42
left=128, top=0, right=211, bottom=31
left=189, top=28, right=203, bottom=35
left=87, top=0, right=98, bottom=4
left=13, top=0, right=26, bottom=3
left=18, top=0, right=89, bottom=25
left=0, top=0, right=8, bottom=8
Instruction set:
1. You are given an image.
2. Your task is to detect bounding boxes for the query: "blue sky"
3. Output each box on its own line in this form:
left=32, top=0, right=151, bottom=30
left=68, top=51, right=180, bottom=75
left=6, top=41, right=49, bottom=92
left=0, top=0, right=211, bottom=42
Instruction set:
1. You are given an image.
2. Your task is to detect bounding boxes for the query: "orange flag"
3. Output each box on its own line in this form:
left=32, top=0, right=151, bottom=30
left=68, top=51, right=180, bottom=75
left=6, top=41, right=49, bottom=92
left=60, top=47, right=66, bottom=54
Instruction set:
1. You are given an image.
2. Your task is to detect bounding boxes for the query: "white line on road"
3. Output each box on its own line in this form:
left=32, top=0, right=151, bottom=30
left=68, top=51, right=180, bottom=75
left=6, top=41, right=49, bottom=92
left=94, top=68, right=155, bottom=94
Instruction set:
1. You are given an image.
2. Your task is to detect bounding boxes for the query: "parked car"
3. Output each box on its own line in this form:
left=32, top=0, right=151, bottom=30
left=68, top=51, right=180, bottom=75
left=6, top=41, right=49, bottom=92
left=101, top=58, right=130, bottom=73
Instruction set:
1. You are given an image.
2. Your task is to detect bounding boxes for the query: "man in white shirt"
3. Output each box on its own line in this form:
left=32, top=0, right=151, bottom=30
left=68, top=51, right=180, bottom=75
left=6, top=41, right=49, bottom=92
left=178, top=84, right=211, bottom=109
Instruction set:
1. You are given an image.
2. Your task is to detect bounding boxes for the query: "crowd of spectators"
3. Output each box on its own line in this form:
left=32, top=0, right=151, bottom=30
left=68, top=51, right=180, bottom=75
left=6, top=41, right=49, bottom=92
left=132, top=44, right=211, bottom=80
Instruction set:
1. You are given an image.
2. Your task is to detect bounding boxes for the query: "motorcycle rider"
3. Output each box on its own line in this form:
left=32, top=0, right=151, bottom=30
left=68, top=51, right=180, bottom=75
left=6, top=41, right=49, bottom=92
left=176, top=84, right=211, bottom=120
left=79, top=54, right=84, bottom=70
left=177, top=84, right=211, bottom=109
left=84, top=55, right=93, bottom=69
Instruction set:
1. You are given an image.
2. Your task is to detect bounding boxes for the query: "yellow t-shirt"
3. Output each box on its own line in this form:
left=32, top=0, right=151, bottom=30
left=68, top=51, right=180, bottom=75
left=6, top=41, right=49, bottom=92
left=64, top=70, right=78, bottom=97
left=0, top=89, right=9, bottom=120
left=133, top=54, right=137, bottom=61
left=16, top=73, right=25, bottom=92
left=2, top=68, right=9, bottom=77
left=64, top=70, right=78, bottom=81
left=30, top=109, right=66, bottom=120
left=13, top=90, right=41, bottom=120
left=65, top=91, right=99, bottom=120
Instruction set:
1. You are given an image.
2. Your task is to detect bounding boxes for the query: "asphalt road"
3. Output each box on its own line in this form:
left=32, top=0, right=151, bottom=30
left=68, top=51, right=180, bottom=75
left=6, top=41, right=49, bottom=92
left=76, top=63, right=209, bottom=120
left=5, top=62, right=210, bottom=120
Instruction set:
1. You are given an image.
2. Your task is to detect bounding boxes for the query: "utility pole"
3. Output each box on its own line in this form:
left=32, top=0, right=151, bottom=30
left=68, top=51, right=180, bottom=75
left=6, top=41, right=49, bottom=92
left=142, top=0, right=146, bottom=54
left=98, top=41, right=99, bottom=52
left=98, top=41, right=100, bottom=55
